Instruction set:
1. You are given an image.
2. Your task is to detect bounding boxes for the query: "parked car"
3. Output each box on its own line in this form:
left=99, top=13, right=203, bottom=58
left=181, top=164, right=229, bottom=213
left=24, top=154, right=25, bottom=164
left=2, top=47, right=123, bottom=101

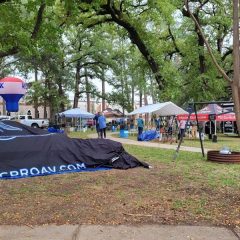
left=86, top=119, right=94, bottom=127
left=11, top=115, right=49, bottom=128
left=82, top=119, right=94, bottom=128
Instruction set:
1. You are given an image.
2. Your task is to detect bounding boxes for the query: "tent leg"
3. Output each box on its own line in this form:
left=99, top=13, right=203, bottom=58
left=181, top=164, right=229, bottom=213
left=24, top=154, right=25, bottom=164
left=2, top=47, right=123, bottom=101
left=210, top=121, right=212, bottom=135
left=80, top=117, right=82, bottom=131
left=215, top=120, right=217, bottom=135
left=195, top=104, right=205, bottom=157
left=174, top=109, right=192, bottom=160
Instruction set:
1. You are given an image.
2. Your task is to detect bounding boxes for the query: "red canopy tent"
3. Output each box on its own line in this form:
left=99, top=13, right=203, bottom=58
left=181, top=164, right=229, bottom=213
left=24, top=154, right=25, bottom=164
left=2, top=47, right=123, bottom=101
left=177, top=104, right=236, bottom=122
left=177, top=113, right=236, bottom=121
left=175, top=101, right=235, bottom=159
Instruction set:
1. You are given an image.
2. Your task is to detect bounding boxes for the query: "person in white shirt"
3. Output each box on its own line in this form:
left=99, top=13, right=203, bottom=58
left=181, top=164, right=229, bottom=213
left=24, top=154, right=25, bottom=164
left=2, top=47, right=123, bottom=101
left=167, top=116, right=174, bottom=135
left=178, top=119, right=186, bottom=140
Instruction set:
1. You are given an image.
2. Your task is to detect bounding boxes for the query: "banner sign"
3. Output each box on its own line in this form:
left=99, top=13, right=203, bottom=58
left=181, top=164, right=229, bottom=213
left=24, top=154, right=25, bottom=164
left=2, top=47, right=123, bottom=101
left=177, top=113, right=236, bottom=122
left=177, top=113, right=209, bottom=121
left=216, top=113, right=236, bottom=121
left=0, top=163, right=91, bottom=179
left=223, top=121, right=234, bottom=133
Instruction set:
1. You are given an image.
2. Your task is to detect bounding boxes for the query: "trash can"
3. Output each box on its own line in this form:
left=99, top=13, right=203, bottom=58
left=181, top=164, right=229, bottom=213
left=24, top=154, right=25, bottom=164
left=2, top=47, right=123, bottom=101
left=120, top=129, right=128, bottom=138
left=112, top=126, right=116, bottom=132
left=212, top=135, right=218, bottom=143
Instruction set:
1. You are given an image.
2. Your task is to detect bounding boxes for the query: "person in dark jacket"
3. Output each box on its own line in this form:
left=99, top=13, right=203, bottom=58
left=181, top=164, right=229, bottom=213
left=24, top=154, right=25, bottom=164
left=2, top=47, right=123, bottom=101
left=136, top=114, right=144, bottom=139
left=93, top=112, right=100, bottom=138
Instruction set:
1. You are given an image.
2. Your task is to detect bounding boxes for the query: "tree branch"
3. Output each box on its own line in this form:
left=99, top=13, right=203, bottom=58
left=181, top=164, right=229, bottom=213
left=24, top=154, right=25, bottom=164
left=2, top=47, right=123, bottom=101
left=80, top=61, right=105, bottom=68
left=168, top=25, right=184, bottom=57
left=31, top=2, right=46, bottom=39
left=59, top=10, right=71, bottom=27
left=0, top=46, right=19, bottom=58
left=103, top=0, right=164, bottom=89
left=222, top=48, right=233, bottom=61
left=198, top=0, right=210, bottom=11
left=0, top=2, right=46, bottom=59
left=0, top=0, right=10, bottom=4
left=1, top=58, right=20, bottom=68
left=79, top=73, right=94, bottom=79
left=120, top=0, right=124, bottom=12
left=185, top=0, right=232, bottom=83
left=138, top=8, right=150, bottom=15
left=82, top=17, right=113, bottom=28
left=65, top=51, right=96, bottom=66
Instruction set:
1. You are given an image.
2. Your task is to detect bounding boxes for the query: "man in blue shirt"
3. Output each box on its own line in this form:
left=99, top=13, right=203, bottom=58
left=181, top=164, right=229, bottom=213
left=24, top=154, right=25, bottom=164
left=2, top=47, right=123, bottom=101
left=98, top=112, right=107, bottom=138
left=136, top=114, right=144, bottom=139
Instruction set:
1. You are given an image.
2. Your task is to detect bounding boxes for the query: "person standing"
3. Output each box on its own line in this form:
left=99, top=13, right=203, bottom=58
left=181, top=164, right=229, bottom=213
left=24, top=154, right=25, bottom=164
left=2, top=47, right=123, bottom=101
left=178, top=119, right=186, bottom=140
left=191, top=121, right=197, bottom=139
left=98, top=112, right=107, bottom=139
left=130, top=117, right=135, bottom=130
left=155, top=116, right=161, bottom=131
left=167, top=116, right=174, bottom=135
left=136, top=114, right=144, bottom=139
left=93, top=112, right=100, bottom=138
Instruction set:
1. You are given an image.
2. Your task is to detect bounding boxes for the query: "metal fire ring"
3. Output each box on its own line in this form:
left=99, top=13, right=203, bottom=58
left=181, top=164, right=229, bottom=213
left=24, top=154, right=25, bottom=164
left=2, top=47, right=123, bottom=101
left=207, top=150, right=240, bottom=163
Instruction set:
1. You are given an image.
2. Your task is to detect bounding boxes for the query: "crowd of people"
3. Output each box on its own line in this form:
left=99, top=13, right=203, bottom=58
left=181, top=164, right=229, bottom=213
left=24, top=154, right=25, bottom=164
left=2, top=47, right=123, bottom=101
left=92, top=111, right=202, bottom=142
left=134, top=115, right=201, bottom=142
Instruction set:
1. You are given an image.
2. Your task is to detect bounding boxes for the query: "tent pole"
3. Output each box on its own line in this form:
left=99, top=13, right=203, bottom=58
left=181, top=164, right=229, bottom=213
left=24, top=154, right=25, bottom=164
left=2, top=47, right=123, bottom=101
left=194, top=104, right=205, bottom=157
left=210, top=121, right=212, bottom=135
left=174, top=107, right=192, bottom=160
left=80, top=117, right=82, bottom=131
left=215, top=120, right=217, bottom=135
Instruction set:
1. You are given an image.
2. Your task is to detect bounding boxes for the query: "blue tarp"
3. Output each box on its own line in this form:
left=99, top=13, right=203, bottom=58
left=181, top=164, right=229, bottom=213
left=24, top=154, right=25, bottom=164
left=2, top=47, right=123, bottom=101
left=4, top=166, right=112, bottom=180
left=138, top=130, right=158, bottom=141
left=48, top=127, right=64, bottom=133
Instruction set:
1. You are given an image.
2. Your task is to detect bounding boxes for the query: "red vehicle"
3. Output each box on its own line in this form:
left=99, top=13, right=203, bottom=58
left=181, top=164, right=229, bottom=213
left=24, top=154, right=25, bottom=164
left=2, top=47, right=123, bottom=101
left=86, top=119, right=94, bottom=127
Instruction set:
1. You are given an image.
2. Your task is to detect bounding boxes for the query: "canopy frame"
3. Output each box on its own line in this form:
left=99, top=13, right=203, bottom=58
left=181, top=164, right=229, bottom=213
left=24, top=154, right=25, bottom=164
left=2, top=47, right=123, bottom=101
left=59, top=108, right=94, bottom=132
left=175, top=101, right=234, bottom=159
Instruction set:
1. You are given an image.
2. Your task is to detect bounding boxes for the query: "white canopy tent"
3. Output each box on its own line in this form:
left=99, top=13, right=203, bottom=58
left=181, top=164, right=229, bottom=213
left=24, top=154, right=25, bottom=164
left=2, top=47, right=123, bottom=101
left=59, top=108, right=94, bottom=118
left=128, top=102, right=188, bottom=116
left=59, top=108, right=94, bottom=131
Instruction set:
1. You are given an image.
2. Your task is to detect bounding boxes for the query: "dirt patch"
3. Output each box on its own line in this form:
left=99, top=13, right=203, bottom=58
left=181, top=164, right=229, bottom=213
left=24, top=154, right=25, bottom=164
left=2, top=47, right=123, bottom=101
left=0, top=163, right=239, bottom=227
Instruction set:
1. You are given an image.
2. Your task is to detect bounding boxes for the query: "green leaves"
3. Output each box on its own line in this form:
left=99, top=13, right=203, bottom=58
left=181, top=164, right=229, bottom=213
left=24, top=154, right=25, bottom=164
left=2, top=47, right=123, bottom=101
left=0, top=0, right=234, bottom=118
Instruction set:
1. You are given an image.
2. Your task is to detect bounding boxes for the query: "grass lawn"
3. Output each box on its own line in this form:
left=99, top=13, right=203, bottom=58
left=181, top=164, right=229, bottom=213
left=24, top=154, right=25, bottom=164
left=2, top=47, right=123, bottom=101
left=126, top=132, right=240, bottom=151
left=0, top=132, right=239, bottom=227
left=68, top=129, right=94, bottom=139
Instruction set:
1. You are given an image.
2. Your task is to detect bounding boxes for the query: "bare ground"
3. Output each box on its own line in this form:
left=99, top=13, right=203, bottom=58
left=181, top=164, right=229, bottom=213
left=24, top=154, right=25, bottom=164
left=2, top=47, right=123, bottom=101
left=0, top=158, right=239, bottom=227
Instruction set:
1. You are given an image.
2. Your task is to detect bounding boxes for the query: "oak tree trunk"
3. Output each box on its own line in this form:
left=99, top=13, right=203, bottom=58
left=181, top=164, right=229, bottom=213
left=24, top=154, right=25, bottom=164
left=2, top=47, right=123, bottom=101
left=85, top=68, right=91, bottom=112
left=34, top=68, right=39, bottom=118
left=73, top=61, right=81, bottom=108
left=101, top=69, right=106, bottom=111
left=233, top=0, right=240, bottom=135
left=131, top=82, right=135, bottom=111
